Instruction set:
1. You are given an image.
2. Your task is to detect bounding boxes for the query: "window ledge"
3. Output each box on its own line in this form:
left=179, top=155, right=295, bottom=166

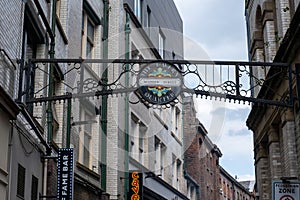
left=76, top=162, right=100, bottom=180
left=171, top=131, right=182, bottom=145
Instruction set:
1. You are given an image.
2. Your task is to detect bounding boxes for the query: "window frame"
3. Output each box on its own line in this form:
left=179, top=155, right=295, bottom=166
left=134, top=0, right=142, bottom=21
left=82, top=11, right=96, bottom=59
left=17, top=164, right=26, bottom=198
left=158, top=30, right=165, bottom=59
left=31, top=175, right=39, bottom=200
left=82, top=110, right=93, bottom=167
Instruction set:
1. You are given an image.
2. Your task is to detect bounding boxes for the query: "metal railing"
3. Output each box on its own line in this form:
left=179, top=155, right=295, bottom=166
left=25, top=58, right=293, bottom=107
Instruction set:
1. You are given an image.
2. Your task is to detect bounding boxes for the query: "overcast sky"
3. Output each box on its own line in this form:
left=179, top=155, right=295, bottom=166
left=174, top=0, right=255, bottom=181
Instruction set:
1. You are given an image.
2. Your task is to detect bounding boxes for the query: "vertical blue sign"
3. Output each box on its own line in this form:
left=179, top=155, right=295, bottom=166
left=57, top=148, right=74, bottom=200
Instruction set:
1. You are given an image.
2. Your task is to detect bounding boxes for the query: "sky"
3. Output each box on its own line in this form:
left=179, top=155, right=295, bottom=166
left=174, top=0, right=255, bottom=181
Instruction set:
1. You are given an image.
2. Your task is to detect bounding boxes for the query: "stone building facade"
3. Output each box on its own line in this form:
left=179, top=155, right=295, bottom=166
left=246, top=0, right=300, bottom=199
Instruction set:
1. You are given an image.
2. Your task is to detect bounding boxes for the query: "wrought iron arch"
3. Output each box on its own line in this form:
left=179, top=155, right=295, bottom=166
left=23, top=58, right=294, bottom=108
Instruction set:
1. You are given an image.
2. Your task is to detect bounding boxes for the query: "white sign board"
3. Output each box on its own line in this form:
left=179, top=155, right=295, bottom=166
left=273, top=181, right=300, bottom=200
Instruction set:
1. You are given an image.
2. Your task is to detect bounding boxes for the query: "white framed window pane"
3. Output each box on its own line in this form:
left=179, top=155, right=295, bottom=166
left=134, top=0, right=141, bottom=20
left=86, top=41, right=93, bottom=59
left=87, top=19, right=94, bottom=40
left=83, top=111, right=92, bottom=167
left=158, top=32, right=165, bottom=58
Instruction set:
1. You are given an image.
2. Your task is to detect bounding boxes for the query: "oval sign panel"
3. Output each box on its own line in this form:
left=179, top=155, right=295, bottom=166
left=137, top=61, right=183, bottom=105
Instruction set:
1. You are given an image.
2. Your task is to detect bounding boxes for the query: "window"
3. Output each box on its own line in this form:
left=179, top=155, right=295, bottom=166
left=155, top=136, right=160, bottom=172
left=175, top=107, right=180, bottom=130
left=172, top=155, right=176, bottom=186
left=83, top=111, right=92, bottom=167
left=130, top=113, right=147, bottom=164
left=146, top=6, right=151, bottom=28
left=176, top=160, right=181, bottom=189
left=31, top=175, right=38, bottom=200
left=130, top=113, right=139, bottom=159
left=158, top=31, right=165, bottom=59
left=160, top=143, right=166, bottom=178
left=172, top=156, right=181, bottom=189
left=139, top=122, right=146, bottom=164
left=134, top=0, right=142, bottom=21
left=17, top=164, right=26, bottom=198
left=172, top=106, right=180, bottom=137
left=78, top=106, right=95, bottom=169
left=19, top=6, right=44, bottom=112
left=86, top=19, right=95, bottom=58
left=187, top=182, right=191, bottom=198
left=82, top=12, right=95, bottom=59
left=154, top=136, right=165, bottom=176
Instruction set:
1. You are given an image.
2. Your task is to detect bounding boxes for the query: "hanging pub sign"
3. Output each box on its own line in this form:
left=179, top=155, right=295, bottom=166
left=128, top=171, right=143, bottom=200
left=137, top=61, right=182, bottom=105
left=57, top=148, right=74, bottom=200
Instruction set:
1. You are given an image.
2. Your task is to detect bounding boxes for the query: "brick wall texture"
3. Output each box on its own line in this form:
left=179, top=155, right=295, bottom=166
left=184, top=97, right=221, bottom=200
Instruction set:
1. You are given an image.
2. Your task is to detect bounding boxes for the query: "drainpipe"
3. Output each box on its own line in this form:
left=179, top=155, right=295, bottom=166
left=7, top=122, right=14, bottom=200
left=124, top=12, right=131, bottom=200
left=45, top=0, right=56, bottom=198
left=47, top=0, right=57, bottom=149
left=101, top=0, right=109, bottom=191
left=30, top=1, right=55, bottom=151
left=66, top=96, right=71, bottom=148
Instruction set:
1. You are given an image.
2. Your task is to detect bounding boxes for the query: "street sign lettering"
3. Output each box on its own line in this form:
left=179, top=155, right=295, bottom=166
left=137, top=62, right=182, bottom=105
left=57, top=148, right=74, bottom=200
left=128, top=171, right=143, bottom=200
left=273, top=181, right=300, bottom=200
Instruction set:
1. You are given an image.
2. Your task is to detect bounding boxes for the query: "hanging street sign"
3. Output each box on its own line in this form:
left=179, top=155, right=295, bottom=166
left=137, top=61, right=182, bottom=105
left=128, top=171, right=143, bottom=200
left=273, top=181, right=300, bottom=200
left=57, top=148, right=74, bottom=200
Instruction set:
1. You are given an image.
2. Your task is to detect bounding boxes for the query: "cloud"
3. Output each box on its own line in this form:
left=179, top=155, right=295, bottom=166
left=175, top=0, right=248, bottom=61
left=238, top=174, right=256, bottom=182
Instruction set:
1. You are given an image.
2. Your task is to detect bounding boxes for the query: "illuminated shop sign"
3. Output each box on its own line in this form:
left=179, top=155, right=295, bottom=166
left=137, top=62, right=182, bottom=105
left=128, top=171, right=143, bottom=200
left=57, top=148, right=73, bottom=200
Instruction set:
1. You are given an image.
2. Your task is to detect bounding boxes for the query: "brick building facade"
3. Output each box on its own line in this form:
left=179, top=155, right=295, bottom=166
left=184, top=96, right=254, bottom=200
left=219, top=167, right=255, bottom=200
left=183, top=96, right=222, bottom=200
left=245, top=0, right=300, bottom=199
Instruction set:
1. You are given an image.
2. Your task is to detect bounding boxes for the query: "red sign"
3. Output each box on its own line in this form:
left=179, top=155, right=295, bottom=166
left=280, top=195, right=294, bottom=200
left=128, top=171, right=143, bottom=200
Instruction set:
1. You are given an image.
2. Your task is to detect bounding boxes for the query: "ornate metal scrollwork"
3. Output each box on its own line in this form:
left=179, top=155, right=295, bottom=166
left=24, top=59, right=293, bottom=107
